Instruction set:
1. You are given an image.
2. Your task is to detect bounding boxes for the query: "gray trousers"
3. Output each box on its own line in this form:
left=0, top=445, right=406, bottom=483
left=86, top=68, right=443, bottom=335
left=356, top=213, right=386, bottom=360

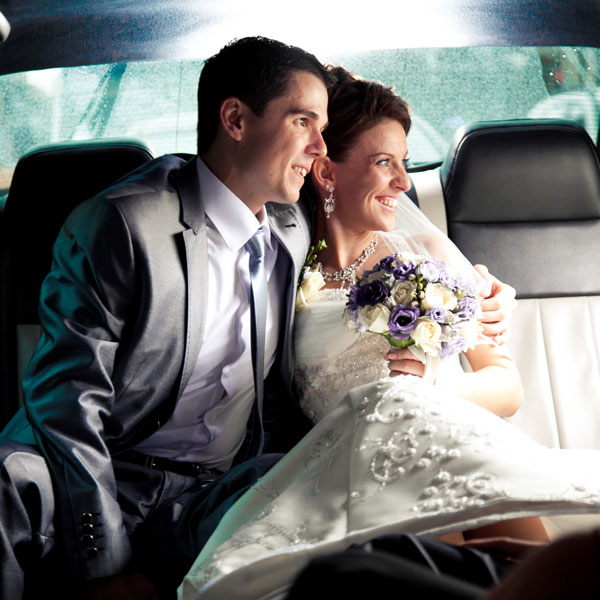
left=0, top=439, right=281, bottom=598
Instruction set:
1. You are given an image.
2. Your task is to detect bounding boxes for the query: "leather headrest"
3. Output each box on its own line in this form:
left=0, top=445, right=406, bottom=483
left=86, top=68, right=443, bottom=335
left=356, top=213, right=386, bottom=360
left=441, top=119, right=600, bottom=222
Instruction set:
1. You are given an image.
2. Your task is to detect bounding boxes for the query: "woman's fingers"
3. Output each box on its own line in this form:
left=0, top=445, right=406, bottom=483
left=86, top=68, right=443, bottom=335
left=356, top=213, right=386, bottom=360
left=385, top=349, right=425, bottom=377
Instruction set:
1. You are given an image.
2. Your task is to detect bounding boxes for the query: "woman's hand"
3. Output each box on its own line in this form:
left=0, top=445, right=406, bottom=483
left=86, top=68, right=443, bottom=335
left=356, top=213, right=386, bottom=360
left=474, top=264, right=518, bottom=344
left=384, top=348, right=425, bottom=377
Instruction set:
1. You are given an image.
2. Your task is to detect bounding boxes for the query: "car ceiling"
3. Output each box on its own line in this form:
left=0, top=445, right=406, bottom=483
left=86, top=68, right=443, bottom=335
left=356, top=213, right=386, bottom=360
left=1, top=0, right=600, bottom=76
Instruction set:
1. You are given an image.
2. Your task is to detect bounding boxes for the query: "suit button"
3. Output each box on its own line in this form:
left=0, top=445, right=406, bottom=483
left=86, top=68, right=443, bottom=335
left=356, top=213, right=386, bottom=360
left=81, top=523, right=94, bottom=534
left=81, top=534, right=95, bottom=546
left=80, top=513, right=94, bottom=523
left=85, top=547, right=98, bottom=560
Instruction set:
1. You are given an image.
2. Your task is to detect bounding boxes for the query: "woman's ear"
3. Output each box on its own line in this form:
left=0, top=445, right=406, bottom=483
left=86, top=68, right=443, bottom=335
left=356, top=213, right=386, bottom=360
left=311, top=157, right=335, bottom=193
left=219, top=97, right=245, bottom=142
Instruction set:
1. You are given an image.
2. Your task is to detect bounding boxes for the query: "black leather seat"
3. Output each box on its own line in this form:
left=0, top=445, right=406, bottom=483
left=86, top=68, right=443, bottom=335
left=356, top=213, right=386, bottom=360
left=441, top=119, right=600, bottom=299
left=0, top=139, right=154, bottom=427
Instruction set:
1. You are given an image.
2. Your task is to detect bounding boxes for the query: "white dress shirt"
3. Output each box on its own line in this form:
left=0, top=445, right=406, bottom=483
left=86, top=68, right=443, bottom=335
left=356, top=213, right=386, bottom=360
left=134, top=158, right=282, bottom=470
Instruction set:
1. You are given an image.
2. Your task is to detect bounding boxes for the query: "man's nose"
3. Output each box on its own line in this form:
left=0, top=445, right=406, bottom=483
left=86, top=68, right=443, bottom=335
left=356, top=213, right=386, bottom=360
left=308, top=129, right=327, bottom=158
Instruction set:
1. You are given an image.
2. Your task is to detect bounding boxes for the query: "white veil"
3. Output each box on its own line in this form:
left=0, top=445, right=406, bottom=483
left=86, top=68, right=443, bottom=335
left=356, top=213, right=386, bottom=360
left=382, top=192, right=486, bottom=294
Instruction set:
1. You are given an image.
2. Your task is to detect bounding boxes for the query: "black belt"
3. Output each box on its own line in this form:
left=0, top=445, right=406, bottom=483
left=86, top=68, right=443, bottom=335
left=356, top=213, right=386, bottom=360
left=115, top=450, right=223, bottom=480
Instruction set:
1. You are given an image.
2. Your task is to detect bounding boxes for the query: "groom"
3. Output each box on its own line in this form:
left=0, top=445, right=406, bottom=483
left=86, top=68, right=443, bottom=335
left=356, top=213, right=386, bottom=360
left=0, top=36, right=515, bottom=598
left=0, top=36, right=330, bottom=598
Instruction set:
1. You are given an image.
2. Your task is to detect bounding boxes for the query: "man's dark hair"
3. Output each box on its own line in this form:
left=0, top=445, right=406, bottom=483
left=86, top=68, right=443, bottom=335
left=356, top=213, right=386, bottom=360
left=197, top=36, right=329, bottom=154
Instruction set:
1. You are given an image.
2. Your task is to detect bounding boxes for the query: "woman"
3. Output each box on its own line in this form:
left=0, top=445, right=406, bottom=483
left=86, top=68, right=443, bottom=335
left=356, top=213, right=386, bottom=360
left=297, top=66, right=522, bottom=421
left=179, top=68, right=600, bottom=599
left=295, top=65, right=539, bottom=544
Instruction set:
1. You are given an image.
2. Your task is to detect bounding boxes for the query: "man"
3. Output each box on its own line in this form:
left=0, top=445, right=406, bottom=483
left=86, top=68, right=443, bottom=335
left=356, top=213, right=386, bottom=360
left=0, top=36, right=515, bottom=599
left=0, top=36, right=329, bottom=598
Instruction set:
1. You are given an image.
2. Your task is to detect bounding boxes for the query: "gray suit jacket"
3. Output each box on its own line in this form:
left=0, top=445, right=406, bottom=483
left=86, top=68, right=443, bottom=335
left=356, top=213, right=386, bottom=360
left=2, top=155, right=312, bottom=580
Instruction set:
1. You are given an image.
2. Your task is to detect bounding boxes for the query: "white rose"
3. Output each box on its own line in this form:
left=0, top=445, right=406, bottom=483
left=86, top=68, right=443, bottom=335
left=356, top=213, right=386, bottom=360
left=357, top=304, right=391, bottom=333
left=422, top=282, right=458, bottom=311
left=390, top=280, right=417, bottom=306
left=460, top=319, right=480, bottom=349
left=399, top=251, right=423, bottom=263
left=363, top=269, right=387, bottom=284
left=295, top=269, right=325, bottom=310
left=413, top=318, right=442, bottom=356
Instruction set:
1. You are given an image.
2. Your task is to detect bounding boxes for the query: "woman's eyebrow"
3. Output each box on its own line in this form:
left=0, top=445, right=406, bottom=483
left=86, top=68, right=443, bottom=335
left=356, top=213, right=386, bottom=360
left=368, top=152, right=393, bottom=158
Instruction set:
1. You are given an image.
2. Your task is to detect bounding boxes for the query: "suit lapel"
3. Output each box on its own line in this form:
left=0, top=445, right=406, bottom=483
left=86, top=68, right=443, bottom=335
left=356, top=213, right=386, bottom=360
left=268, top=202, right=312, bottom=285
left=268, top=202, right=312, bottom=386
left=174, top=158, right=209, bottom=397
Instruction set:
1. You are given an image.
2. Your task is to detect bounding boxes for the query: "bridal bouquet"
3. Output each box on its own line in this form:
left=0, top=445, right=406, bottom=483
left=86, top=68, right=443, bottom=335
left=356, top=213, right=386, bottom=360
left=344, top=253, right=482, bottom=375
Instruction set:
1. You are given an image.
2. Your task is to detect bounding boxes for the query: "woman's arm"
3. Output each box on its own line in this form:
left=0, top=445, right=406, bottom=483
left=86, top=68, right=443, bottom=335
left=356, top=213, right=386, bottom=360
left=385, top=343, right=523, bottom=418
left=458, top=343, right=523, bottom=417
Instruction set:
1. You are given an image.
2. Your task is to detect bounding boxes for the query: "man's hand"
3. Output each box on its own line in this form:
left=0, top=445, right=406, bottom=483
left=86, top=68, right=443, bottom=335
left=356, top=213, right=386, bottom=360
left=84, top=572, right=158, bottom=600
left=474, top=264, right=518, bottom=344
left=384, top=348, right=425, bottom=378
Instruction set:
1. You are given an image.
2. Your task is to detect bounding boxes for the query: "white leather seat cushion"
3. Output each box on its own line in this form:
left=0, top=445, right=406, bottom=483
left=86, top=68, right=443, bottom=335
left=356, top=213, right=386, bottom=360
left=506, top=296, right=600, bottom=449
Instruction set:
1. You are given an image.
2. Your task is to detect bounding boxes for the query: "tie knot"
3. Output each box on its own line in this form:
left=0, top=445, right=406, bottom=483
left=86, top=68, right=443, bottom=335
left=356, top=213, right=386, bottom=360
left=245, top=228, right=265, bottom=260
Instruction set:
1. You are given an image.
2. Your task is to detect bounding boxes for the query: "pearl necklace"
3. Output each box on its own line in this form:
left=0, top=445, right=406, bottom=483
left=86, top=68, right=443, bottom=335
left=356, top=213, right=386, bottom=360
left=318, top=234, right=379, bottom=288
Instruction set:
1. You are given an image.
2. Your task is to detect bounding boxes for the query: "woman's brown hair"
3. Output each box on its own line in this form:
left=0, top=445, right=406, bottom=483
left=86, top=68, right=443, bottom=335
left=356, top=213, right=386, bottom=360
left=323, top=66, right=411, bottom=162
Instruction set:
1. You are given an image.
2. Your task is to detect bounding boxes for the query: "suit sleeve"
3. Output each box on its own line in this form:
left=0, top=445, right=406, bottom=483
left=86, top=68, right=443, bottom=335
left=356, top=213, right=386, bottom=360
left=22, top=196, right=138, bottom=581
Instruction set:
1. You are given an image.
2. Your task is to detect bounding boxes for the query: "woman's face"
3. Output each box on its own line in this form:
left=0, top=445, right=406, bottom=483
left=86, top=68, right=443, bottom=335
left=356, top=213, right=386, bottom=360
left=330, top=118, right=411, bottom=233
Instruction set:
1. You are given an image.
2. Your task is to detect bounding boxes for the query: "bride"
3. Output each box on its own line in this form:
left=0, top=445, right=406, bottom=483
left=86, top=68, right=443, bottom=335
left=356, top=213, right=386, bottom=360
left=179, top=68, right=600, bottom=599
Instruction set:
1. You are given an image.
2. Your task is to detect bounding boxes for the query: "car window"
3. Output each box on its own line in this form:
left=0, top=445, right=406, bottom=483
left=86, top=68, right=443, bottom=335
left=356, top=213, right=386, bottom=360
left=1, top=45, right=599, bottom=192
left=332, top=46, right=600, bottom=164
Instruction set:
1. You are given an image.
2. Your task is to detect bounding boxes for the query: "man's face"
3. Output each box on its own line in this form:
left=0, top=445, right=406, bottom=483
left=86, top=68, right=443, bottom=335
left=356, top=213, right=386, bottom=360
left=238, top=71, right=328, bottom=210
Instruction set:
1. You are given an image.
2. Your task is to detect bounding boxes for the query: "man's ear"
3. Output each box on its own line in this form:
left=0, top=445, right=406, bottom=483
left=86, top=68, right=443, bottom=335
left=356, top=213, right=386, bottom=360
left=311, top=157, right=336, bottom=192
left=219, top=97, right=245, bottom=142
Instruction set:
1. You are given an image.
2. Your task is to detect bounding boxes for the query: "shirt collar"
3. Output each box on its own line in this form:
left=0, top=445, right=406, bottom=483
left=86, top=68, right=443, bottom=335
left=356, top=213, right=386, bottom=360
left=197, top=158, right=273, bottom=253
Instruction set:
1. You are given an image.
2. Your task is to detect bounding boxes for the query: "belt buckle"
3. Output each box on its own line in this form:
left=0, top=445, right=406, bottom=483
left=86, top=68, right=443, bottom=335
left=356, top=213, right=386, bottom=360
left=144, top=455, right=157, bottom=469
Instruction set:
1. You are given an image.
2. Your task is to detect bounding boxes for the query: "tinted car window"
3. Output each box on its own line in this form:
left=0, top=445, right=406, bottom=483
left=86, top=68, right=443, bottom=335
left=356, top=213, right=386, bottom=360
left=1, top=45, right=599, bottom=191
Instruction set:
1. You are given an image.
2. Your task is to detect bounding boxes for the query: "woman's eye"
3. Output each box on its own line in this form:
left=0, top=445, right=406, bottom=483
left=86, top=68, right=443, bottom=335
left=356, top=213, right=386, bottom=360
left=376, top=158, right=390, bottom=166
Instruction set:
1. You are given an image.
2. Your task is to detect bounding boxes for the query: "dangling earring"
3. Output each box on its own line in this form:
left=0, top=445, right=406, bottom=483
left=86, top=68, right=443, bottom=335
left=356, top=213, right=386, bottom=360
left=324, top=186, right=335, bottom=219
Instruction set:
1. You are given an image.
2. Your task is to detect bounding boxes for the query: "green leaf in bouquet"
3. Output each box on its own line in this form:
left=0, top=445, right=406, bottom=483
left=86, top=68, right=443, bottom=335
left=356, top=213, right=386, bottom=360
left=385, top=334, right=415, bottom=349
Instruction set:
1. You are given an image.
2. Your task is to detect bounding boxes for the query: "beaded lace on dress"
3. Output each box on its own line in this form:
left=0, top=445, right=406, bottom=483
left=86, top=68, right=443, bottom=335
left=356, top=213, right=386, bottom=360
left=294, top=287, right=390, bottom=423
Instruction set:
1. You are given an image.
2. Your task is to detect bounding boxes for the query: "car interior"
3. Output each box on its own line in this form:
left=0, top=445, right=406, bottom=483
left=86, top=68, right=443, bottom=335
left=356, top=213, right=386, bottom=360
left=1, top=0, right=600, bottom=571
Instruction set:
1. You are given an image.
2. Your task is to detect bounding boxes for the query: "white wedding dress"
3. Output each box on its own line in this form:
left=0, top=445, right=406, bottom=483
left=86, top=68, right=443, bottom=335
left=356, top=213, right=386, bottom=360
left=179, top=284, right=600, bottom=600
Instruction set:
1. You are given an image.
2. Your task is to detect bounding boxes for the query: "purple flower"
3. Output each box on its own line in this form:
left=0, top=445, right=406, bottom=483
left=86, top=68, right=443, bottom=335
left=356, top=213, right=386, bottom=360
left=440, top=338, right=468, bottom=358
left=392, top=261, right=417, bottom=280
left=455, top=278, right=477, bottom=298
left=426, top=307, right=447, bottom=322
left=388, top=305, right=420, bottom=340
left=456, top=296, right=479, bottom=320
left=355, top=279, right=389, bottom=307
left=418, top=260, right=441, bottom=282
left=437, top=268, right=456, bottom=289
left=378, top=254, right=397, bottom=272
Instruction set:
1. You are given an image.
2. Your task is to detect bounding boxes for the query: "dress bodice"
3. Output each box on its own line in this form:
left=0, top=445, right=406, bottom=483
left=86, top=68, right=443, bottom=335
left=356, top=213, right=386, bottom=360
left=294, top=288, right=390, bottom=423
left=294, top=288, right=463, bottom=423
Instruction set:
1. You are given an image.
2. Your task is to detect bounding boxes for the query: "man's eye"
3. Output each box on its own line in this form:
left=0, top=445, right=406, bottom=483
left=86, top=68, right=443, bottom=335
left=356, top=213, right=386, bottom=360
left=295, top=117, right=307, bottom=127
left=403, top=158, right=410, bottom=167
